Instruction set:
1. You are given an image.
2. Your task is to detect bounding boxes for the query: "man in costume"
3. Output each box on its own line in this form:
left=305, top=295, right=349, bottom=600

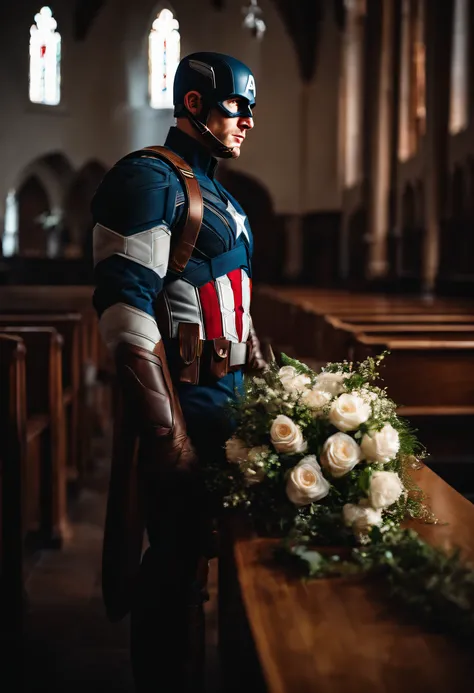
left=91, top=52, right=267, bottom=691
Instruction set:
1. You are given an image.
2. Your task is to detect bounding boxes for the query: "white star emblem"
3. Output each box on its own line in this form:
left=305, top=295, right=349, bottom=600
left=226, top=200, right=249, bottom=242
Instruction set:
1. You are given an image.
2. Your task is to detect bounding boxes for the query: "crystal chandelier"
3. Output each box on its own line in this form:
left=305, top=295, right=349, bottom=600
left=242, top=0, right=266, bottom=39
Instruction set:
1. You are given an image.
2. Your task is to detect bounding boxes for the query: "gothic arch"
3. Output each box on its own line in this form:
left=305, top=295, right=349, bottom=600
left=13, top=152, right=74, bottom=215
left=17, top=175, right=51, bottom=257
left=63, top=160, right=108, bottom=257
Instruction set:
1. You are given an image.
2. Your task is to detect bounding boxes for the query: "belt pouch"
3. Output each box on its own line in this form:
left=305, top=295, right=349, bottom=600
left=178, top=322, right=201, bottom=384
left=210, top=338, right=230, bottom=380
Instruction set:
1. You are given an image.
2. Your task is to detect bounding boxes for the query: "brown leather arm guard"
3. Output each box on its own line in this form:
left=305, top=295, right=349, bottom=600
left=102, top=339, right=201, bottom=622
left=115, top=340, right=198, bottom=481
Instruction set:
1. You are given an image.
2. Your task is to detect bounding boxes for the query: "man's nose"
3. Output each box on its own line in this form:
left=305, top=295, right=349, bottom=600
left=240, top=116, right=254, bottom=130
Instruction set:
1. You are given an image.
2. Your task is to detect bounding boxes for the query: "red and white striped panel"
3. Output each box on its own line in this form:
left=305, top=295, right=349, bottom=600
left=163, top=269, right=251, bottom=342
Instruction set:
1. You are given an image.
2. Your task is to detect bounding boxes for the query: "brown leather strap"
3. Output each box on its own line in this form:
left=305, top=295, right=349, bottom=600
left=141, top=145, right=203, bottom=273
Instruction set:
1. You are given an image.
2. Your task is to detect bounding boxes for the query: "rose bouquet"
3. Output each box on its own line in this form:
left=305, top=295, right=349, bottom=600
left=207, top=351, right=474, bottom=639
left=208, top=352, right=428, bottom=546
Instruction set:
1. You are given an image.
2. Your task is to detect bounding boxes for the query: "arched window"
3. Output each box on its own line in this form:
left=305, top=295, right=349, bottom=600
left=149, top=9, right=180, bottom=109
left=29, top=6, right=61, bottom=106
left=2, top=190, right=19, bottom=257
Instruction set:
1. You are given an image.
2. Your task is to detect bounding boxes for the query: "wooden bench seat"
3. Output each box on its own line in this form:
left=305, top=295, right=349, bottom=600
left=0, top=334, right=27, bottom=644
left=352, top=336, right=474, bottom=407
left=0, top=288, right=111, bottom=474
left=0, top=312, right=90, bottom=482
left=252, top=287, right=474, bottom=360
left=219, top=466, right=474, bottom=693
left=0, top=327, right=68, bottom=548
left=351, top=335, right=474, bottom=493
left=322, top=316, right=474, bottom=361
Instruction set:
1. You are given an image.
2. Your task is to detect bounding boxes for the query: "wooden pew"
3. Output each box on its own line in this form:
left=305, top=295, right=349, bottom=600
left=0, top=285, right=100, bottom=373
left=0, top=327, right=68, bottom=548
left=0, top=314, right=83, bottom=483
left=251, top=286, right=474, bottom=362
left=352, top=336, right=474, bottom=409
left=322, top=316, right=474, bottom=362
left=219, top=466, right=474, bottom=693
left=352, top=335, right=474, bottom=496
left=0, top=334, right=27, bottom=644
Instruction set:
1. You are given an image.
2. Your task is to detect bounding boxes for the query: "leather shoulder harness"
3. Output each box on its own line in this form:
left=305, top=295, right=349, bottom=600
left=140, top=145, right=204, bottom=274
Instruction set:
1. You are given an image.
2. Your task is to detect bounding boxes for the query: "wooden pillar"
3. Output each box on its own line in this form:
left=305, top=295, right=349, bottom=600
left=338, top=0, right=367, bottom=280
left=422, top=1, right=453, bottom=296
left=367, top=0, right=396, bottom=279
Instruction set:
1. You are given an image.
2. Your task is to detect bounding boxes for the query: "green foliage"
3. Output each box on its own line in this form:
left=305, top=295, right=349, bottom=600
left=275, top=528, right=474, bottom=639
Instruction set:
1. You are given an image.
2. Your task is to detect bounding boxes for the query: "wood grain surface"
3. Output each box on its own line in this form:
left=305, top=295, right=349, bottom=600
left=231, top=466, right=474, bottom=693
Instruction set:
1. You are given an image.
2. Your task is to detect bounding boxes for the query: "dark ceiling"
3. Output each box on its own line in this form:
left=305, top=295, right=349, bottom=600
left=73, top=1, right=345, bottom=81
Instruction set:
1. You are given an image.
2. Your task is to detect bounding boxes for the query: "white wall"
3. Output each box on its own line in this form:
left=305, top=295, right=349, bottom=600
left=0, top=0, right=342, bottom=222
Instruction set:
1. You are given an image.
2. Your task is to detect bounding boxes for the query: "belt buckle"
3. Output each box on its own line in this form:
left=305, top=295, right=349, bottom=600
left=229, top=342, right=247, bottom=368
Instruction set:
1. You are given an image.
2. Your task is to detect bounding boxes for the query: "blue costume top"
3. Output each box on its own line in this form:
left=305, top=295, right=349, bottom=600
left=92, top=127, right=254, bottom=455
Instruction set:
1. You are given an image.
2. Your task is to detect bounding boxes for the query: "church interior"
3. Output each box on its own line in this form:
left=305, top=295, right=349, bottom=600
left=1, top=1, right=474, bottom=691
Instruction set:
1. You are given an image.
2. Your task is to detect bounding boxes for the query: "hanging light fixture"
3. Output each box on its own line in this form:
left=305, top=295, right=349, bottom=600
left=242, top=0, right=266, bottom=39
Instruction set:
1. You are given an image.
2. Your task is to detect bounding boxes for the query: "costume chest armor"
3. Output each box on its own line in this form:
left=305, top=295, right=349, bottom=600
left=155, top=174, right=253, bottom=344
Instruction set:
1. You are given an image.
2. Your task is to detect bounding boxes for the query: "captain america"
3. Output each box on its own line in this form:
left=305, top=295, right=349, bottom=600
left=91, top=52, right=267, bottom=692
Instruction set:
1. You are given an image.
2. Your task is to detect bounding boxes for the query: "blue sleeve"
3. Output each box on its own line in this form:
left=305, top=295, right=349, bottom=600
left=91, top=157, right=181, bottom=318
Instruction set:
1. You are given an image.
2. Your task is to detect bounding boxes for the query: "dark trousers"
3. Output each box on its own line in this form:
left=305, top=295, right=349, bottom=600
left=130, top=376, right=240, bottom=692
left=130, top=547, right=208, bottom=693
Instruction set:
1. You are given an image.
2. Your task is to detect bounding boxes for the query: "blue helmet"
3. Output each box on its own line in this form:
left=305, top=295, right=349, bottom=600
left=174, top=52, right=256, bottom=120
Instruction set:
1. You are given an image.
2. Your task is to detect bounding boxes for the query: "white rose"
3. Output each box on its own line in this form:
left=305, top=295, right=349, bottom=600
left=270, top=415, right=307, bottom=455
left=301, top=388, right=332, bottom=415
left=361, top=424, right=400, bottom=463
left=320, top=432, right=362, bottom=478
left=225, top=436, right=249, bottom=464
left=368, top=471, right=404, bottom=509
left=286, top=455, right=330, bottom=506
left=278, top=365, right=297, bottom=380
left=314, top=371, right=348, bottom=396
left=243, top=445, right=270, bottom=485
left=329, top=393, right=371, bottom=432
left=278, top=366, right=311, bottom=396
left=343, top=502, right=383, bottom=536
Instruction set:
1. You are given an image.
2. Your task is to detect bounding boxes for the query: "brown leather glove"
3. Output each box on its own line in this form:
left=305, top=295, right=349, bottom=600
left=246, top=323, right=269, bottom=373
left=114, top=340, right=199, bottom=481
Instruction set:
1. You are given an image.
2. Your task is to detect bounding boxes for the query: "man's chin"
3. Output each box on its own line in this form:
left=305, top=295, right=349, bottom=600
left=229, top=144, right=241, bottom=159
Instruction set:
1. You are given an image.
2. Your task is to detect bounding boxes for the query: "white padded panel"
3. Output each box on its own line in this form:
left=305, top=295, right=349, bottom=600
left=241, top=270, right=251, bottom=343
left=164, top=280, right=205, bottom=339
left=99, top=302, right=161, bottom=353
left=215, top=275, right=239, bottom=342
left=93, top=223, right=171, bottom=278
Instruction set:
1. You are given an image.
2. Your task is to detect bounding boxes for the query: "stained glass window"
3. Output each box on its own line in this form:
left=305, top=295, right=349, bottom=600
left=149, top=9, right=180, bottom=109
left=29, top=6, right=61, bottom=106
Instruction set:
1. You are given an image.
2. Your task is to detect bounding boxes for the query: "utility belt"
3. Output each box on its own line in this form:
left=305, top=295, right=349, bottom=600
left=164, top=323, right=248, bottom=386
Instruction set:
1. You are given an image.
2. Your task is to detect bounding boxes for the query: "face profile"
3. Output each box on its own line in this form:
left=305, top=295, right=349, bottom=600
left=183, top=91, right=254, bottom=158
